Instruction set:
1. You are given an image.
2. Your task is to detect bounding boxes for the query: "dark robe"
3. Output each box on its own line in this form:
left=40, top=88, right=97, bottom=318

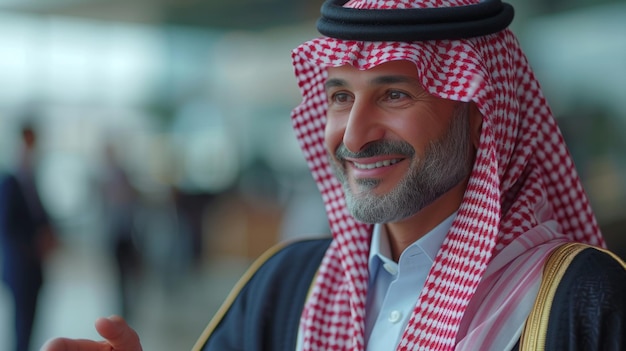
left=196, top=239, right=626, bottom=351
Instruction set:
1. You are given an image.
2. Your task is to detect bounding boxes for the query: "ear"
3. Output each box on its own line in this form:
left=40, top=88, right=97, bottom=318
left=468, top=102, right=483, bottom=149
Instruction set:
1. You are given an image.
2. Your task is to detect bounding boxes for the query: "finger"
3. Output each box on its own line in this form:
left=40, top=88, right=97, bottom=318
left=40, top=337, right=111, bottom=351
left=94, top=315, right=142, bottom=351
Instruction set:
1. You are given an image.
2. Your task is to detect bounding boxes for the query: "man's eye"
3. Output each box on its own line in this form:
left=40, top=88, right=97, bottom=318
left=332, top=92, right=352, bottom=103
left=388, top=90, right=408, bottom=100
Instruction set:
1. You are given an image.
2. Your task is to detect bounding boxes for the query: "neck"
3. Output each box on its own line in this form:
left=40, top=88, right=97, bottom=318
left=384, top=178, right=467, bottom=261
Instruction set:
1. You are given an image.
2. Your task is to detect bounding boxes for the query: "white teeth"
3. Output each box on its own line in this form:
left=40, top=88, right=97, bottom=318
left=353, top=159, right=400, bottom=170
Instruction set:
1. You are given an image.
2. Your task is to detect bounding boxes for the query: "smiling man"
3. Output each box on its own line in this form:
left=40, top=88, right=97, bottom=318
left=324, top=61, right=479, bottom=255
left=41, top=0, right=626, bottom=351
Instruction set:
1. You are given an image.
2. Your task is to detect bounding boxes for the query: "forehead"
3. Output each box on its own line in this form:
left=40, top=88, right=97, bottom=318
left=326, top=60, right=420, bottom=82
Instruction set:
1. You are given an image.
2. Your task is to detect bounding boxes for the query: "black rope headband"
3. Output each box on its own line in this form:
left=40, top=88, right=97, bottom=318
left=316, top=0, right=514, bottom=41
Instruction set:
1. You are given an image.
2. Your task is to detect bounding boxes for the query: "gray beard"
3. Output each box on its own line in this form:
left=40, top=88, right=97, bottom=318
left=330, top=103, right=473, bottom=224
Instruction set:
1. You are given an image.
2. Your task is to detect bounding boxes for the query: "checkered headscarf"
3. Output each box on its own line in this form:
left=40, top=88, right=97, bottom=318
left=290, top=0, right=604, bottom=350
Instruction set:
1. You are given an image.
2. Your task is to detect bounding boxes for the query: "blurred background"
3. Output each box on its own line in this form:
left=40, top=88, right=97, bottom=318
left=0, top=0, right=624, bottom=350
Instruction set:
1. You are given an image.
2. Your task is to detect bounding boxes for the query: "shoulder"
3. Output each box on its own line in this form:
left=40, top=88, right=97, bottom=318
left=220, top=236, right=332, bottom=315
left=194, top=237, right=332, bottom=351
left=545, top=245, right=626, bottom=350
left=208, top=237, right=332, bottom=305
left=552, top=246, right=626, bottom=318
left=260, top=237, right=332, bottom=267
left=240, top=237, right=332, bottom=291
left=557, top=246, right=626, bottom=296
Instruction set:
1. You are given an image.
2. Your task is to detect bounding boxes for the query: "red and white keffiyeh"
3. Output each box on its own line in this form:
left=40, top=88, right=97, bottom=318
left=290, top=0, right=604, bottom=350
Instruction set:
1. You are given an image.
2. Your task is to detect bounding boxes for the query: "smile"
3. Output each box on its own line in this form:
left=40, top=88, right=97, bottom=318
left=352, top=158, right=401, bottom=170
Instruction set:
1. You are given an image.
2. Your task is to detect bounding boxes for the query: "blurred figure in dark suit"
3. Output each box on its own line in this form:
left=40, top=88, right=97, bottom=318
left=0, top=121, right=57, bottom=351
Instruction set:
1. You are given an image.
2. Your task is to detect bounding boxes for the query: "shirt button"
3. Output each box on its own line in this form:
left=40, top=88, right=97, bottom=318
left=388, top=310, right=402, bottom=323
left=383, top=262, right=398, bottom=275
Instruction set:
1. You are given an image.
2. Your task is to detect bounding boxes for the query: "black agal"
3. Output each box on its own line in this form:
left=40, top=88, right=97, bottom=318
left=317, top=0, right=514, bottom=41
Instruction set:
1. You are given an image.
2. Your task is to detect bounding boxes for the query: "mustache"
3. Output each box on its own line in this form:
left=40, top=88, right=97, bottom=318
left=335, top=140, right=415, bottom=161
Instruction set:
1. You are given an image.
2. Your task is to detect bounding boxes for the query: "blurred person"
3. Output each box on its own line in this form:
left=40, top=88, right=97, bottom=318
left=98, top=143, right=142, bottom=321
left=0, top=121, right=57, bottom=351
left=41, top=0, right=626, bottom=350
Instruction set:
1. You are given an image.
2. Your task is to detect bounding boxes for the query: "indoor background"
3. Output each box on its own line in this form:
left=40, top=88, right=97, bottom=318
left=1, top=0, right=625, bottom=350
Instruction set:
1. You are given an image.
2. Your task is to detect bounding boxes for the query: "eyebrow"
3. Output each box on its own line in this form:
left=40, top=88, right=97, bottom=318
left=324, top=75, right=421, bottom=90
left=324, top=78, right=347, bottom=90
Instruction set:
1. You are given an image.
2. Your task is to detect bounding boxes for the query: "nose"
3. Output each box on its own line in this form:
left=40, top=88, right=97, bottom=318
left=342, top=99, right=385, bottom=153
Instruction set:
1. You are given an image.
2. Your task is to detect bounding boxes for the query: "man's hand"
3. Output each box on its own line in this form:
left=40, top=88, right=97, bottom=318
left=40, top=315, right=143, bottom=351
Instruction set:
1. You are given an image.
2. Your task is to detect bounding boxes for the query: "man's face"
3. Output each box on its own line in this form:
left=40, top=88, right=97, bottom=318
left=324, top=60, right=475, bottom=223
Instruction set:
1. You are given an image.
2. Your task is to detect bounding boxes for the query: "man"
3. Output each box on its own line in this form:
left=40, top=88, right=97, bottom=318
left=1, top=122, right=57, bottom=351
left=42, top=0, right=626, bottom=350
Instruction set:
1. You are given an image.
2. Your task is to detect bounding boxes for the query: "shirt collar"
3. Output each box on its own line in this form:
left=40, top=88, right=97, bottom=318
left=368, top=211, right=458, bottom=273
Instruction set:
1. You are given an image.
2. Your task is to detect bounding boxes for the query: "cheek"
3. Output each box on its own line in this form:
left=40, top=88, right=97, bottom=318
left=390, top=120, right=430, bottom=152
left=324, top=119, right=343, bottom=153
left=389, top=115, right=448, bottom=157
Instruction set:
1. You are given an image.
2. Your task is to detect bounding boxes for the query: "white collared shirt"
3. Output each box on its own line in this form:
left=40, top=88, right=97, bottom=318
left=365, top=212, right=456, bottom=351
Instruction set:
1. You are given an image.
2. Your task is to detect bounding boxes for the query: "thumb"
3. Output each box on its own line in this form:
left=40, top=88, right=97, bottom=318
left=94, top=316, right=142, bottom=351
